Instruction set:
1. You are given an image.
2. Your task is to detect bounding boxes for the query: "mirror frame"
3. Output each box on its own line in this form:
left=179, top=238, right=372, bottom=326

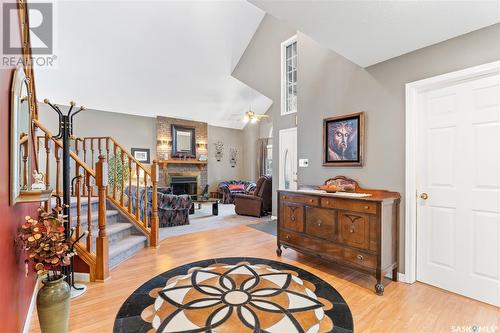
left=171, top=124, right=196, bottom=158
left=10, top=67, right=32, bottom=205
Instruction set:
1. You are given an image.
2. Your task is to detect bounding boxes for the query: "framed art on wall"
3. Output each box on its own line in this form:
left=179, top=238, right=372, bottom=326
left=131, top=148, right=151, bottom=164
left=323, top=112, right=365, bottom=167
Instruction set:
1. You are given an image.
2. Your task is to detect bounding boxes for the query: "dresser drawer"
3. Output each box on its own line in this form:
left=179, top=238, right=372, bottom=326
left=343, top=248, right=377, bottom=269
left=338, top=211, right=370, bottom=250
left=281, top=203, right=304, bottom=232
left=322, top=197, right=377, bottom=214
left=305, top=207, right=336, bottom=241
left=281, top=193, right=319, bottom=206
left=280, top=229, right=343, bottom=260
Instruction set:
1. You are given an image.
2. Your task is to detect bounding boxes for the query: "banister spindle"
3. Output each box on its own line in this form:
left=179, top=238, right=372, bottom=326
left=44, top=137, right=51, bottom=212
left=86, top=171, right=92, bottom=253
left=55, top=145, right=62, bottom=196
left=113, top=143, right=117, bottom=200
left=95, top=155, right=109, bottom=281
left=120, top=150, right=125, bottom=206
left=135, top=163, right=140, bottom=221
left=75, top=174, right=82, bottom=239
left=150, top=160, right=159, bottom=247
left=128, top=156, right=132, bottom=213
left=143, top=169, right=148, bottom=228
left=90, top=139, right=95, bottom=170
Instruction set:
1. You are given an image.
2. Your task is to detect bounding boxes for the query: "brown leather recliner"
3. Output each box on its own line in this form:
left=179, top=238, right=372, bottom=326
left=234, top=176, right=272, bottom=217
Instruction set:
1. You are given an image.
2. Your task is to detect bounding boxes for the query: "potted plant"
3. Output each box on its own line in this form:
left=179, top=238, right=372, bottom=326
left=18, top=205, right=74, bottom=333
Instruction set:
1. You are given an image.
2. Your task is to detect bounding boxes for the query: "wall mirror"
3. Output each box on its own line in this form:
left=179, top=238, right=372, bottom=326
left=10, top=67, right=33, bottom=204
left=171, top=124, right=196, bottom=157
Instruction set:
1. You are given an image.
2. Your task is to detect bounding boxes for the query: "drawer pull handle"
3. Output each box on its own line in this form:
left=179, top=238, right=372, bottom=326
left=317, top=220, right=322, bottom=227
left=325, top=201, right=329, bottom=205
left=364, top=206, right=369, bottom=210
left=357, top=254, right=364, bottom=261
left=291, top=216, right=296, bottom=222
left=286, top=235, right=290, bottom=240
left=309, top=199, right=314, bottom=203
left=350, top=228, right=355, bottom=233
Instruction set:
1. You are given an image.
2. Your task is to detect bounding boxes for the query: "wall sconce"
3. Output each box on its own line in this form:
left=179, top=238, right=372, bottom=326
left=157, top=139, right=172, bottom=147
left=197, top=142, right=208, bottom=150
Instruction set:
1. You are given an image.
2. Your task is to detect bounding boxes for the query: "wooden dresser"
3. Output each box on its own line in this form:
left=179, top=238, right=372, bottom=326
left=277, top=178, right=400, bottom=295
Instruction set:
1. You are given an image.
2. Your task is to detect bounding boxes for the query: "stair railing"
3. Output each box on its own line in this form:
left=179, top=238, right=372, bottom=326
left=74, top=136, right=159, bottom=247
left=34, top=119, right=109, bottom=282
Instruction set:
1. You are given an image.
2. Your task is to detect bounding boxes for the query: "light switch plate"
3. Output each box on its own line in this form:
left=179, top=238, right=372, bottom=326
left=299, top=159, right=309, bottom=167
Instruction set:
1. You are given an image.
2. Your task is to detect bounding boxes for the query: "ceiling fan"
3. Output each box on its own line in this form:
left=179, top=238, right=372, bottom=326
left=243, top=109, right=269, bottom=124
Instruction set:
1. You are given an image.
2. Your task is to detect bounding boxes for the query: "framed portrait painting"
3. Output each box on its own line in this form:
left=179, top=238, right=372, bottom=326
left=131, top=148, right=151, bottom=164
left=323, top=112, right=365, bottom=167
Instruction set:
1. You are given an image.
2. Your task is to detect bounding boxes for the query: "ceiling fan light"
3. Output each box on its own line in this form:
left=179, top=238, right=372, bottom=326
left=251, top=117, right=257, bottom=124
left=243, top=114, right=250, bottom=123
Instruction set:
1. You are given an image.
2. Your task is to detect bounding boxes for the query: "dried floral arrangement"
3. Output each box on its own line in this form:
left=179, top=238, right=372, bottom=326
left=17, top=204, right=76, bottom=281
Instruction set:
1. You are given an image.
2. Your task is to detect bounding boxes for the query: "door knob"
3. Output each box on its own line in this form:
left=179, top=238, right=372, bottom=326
left=420, top=192, right=429, bottom=200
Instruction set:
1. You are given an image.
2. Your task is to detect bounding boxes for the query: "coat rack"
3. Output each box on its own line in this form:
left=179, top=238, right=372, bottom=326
left=44, top=99, right=87, bottom=298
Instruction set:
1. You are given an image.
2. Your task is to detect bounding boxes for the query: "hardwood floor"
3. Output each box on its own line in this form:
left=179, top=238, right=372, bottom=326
left=29, top=224, right=499, bottom=333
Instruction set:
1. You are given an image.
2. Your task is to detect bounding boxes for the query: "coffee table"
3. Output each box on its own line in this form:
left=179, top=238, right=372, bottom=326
left=190, top=198, right=220, bottom=216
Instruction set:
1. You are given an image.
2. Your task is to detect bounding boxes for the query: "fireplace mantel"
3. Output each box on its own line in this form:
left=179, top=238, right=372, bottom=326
left=158, top=159, right=207, bottom=170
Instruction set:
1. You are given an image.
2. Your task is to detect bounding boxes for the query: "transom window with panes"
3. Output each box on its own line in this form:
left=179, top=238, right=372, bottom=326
left=281, top=36, right=297, bottom=115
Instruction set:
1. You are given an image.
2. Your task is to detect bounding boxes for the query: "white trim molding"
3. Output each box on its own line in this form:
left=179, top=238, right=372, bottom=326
left=404, top=60, right=500, bottom=284
left=280, top=35, right=298, bottom=116
left=23, top=276, right=41, bottom=333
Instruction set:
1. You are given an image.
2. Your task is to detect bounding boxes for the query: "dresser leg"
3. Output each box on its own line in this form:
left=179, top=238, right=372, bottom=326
left=276, top=244, right=282, bottom=257
left=392, top=268, right=398, bottom=282
left=375, top=282, right=384, bottom=296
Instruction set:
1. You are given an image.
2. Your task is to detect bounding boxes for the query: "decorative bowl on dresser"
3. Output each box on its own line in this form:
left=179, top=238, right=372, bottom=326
left=277, top=176, right=400, bottom=295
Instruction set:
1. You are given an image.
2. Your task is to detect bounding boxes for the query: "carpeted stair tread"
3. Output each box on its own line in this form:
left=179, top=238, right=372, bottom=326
left=107, top=222, right=135, bottom=235
left=72, top=210, right=119, bottom=223
left=52, top=196, right=100, bottom=206
left=109, top=235, right=147, bottom=259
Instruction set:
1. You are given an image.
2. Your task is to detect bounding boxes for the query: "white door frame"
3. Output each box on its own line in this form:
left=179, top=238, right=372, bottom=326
left=278, top=127, right=297, bottom=190
left=404, top=60, right=500, bottom=284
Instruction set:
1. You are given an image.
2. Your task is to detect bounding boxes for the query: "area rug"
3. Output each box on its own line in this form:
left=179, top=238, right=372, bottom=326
left=247, top=219, right=277, bottom=236
left=114, top=257, right=353, bottom=333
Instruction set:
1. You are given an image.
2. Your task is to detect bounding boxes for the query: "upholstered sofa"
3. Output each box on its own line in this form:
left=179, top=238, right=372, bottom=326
left=235, top=176, right=272, bottom=217
left=126, top=186, right=192, bottom=227
left=217, top=180, right=256, bottom=204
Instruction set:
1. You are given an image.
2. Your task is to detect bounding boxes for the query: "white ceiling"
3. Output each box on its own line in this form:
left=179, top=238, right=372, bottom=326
left=35, top=1, right=270, bottom=129
left=249, top=0, right=500, bottom=67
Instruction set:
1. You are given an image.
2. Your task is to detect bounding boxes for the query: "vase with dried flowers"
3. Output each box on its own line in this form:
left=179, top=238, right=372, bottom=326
left=18, top=204, right=74, bottom=333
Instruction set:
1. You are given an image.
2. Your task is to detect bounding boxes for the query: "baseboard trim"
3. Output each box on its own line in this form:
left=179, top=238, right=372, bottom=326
left=384, top=271, right=409, bottom=283
left=74, top=272, right=90, bottom=282
left=271, top=215, right=277, bottom=220
left=23, top=276, right=41, bottom=333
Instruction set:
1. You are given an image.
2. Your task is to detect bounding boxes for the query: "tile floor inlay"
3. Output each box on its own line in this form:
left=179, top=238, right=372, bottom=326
left=114, top=257, right=353, bottom=333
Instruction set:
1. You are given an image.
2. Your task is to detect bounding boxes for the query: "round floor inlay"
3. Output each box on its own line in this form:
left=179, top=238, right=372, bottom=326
left=223, top=290, right=250, bottom=305
left=114, top=257, right=353, bottom=333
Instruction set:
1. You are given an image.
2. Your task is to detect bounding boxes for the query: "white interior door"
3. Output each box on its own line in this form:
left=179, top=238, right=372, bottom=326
left=279, top=128, right=297, bottom=190
left=416, top=72, right=500, bottom=306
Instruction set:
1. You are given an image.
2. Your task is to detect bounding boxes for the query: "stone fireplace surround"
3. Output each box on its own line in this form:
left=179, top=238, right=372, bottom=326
left=157, top=116, right=208, bottom=195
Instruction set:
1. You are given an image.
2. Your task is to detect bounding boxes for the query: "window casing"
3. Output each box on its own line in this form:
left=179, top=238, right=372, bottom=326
left=281, top=36, right=297, bottom=115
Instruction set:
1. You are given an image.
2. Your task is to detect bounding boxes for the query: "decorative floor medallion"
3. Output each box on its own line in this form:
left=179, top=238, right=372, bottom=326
left=114, top=258, right=353, bottom=333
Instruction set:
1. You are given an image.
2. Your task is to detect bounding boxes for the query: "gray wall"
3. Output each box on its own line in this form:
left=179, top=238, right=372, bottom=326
left=234, top=17, right=500, bottom=272
left=38, top=104, right=257, bottom=191
left=232, top=14, right=297, bottom=215
left=38, top=104, right=157, bottom=158
left=208, top=125, right=248, bottom=191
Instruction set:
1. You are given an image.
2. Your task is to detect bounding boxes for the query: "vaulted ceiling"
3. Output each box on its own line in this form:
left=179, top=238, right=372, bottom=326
left=250, top=0, right=500, bottom=67
left=34, top=1, right=270, bottom=129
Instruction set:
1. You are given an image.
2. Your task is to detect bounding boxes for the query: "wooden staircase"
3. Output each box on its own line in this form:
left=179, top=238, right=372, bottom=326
left=34, top=119, right=159, bottom=281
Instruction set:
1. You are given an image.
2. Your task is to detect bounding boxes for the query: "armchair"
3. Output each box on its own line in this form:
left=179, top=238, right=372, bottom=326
left=217, top=180, right=256, bottom=204
left=234, top=176, right=272, bottom=217
left=126, top=186, right=192, bottom=227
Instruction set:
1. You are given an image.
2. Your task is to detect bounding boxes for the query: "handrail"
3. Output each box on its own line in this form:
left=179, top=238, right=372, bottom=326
left=77, top=135, right=159, bottom=247
left=80, top=136, right=151, bottom=176
left=33, top=119, right=96, bottom=177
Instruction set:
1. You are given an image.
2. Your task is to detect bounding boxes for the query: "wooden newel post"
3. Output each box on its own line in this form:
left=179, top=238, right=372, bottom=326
left=95, top=155, right=109, bottom=281
left=150, top=160, right=159, bottom=248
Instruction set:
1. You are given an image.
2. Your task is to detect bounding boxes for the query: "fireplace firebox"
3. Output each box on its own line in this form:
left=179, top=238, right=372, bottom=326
left=170, top=176, right=198, bottom=200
